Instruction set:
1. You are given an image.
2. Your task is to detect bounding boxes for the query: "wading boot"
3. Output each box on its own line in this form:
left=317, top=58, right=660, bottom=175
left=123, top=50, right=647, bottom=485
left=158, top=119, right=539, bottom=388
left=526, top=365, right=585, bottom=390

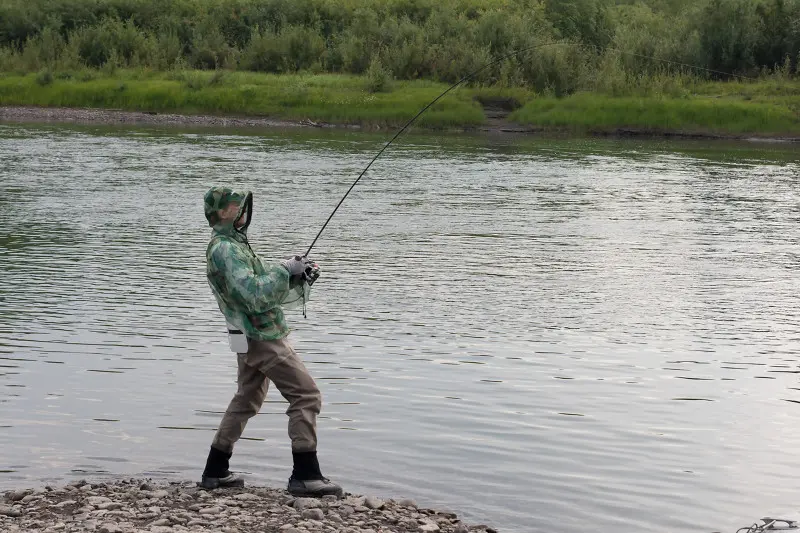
left=287, top=451, right=343, bottom=498
left=199, top=446, right=244, bottom=489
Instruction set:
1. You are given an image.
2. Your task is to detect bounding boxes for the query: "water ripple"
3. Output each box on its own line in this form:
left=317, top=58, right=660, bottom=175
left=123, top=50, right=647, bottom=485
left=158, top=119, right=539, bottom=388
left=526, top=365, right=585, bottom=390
left=1, top=124, right=799, bottom=533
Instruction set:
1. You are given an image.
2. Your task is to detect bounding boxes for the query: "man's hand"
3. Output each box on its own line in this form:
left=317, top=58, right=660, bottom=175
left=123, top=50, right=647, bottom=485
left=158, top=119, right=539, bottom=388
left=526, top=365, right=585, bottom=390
left=281, top=255, right=306, bottom=277
left=282, top=255, right=320, bottom=288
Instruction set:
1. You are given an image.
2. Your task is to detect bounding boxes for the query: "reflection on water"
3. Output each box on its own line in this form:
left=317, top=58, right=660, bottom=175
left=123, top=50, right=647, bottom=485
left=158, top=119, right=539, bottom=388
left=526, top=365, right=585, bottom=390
left=1, top=124, right=800, bottom=533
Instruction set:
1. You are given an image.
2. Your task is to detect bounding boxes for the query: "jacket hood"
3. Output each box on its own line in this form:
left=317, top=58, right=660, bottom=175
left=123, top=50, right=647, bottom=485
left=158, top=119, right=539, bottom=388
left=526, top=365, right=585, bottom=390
left=204, top=187, right=253, bottom=235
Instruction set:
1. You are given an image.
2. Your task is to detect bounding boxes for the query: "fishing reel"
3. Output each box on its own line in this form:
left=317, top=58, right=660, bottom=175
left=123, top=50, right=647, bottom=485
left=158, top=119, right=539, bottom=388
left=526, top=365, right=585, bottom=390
left=303, top=258, right=320, bottom=286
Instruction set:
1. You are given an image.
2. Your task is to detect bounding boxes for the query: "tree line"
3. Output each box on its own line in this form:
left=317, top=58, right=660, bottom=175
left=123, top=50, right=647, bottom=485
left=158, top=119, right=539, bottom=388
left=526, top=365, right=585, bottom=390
left=1, top=0, right=798, bottom=92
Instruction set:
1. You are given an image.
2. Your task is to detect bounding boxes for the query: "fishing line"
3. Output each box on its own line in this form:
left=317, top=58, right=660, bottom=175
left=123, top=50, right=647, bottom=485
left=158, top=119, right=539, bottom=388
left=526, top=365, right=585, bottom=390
left=304, top=41, right=756, bottom=257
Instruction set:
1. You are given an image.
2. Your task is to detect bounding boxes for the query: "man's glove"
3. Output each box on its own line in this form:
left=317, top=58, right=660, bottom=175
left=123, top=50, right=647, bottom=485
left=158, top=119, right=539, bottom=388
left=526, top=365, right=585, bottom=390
left=281, top=255, right=306, bottom=277
left=281, top=255, right=321, bottom=288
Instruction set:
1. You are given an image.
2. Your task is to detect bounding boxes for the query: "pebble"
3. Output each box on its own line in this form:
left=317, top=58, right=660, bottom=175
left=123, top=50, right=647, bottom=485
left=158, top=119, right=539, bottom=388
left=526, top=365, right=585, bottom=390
left=97, top=502, right=123, bottom=510
left=233, top=493, right=260, bottom=501
left=365, top=497, right=384, bottom=510
left=301, top=508, right=324, bottom=521
left=398, top=498, right=418, bottom=508
left=0, top=504, right=21, bottom=517
left=6, top=490, right=29, bottom=502
left=292, top=498, right=321, bottom=511
left=346, top=496, right=366, bottom=507
left=54, top=500, right=78, bottom=509
left=0, top=479, right=490, bottom=533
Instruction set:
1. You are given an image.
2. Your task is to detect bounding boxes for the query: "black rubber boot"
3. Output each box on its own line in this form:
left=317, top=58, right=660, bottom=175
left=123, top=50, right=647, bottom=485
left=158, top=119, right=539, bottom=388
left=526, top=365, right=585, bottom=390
left=287, top=451, right=342, bottom=498
left=199, top=446, right=244, bottom=489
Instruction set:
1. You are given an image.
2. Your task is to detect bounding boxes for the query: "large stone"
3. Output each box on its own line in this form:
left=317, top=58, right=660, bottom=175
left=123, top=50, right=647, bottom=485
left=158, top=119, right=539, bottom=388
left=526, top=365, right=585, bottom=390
left=98, top=523, right=122, bottom=533
left=419, top=523, right=441, bottom=532
left=199, top=506, right=223, bottom=515
left=454, top=523, right=469, bottom=533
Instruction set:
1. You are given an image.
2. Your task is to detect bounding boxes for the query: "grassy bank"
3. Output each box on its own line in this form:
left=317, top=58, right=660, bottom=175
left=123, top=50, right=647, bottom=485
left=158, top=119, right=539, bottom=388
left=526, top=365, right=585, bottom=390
left=0, top=70, right=487, bottom=128
left=511, top=88, right=800, bottom=136
left=1, top=69, right=799, bottom=136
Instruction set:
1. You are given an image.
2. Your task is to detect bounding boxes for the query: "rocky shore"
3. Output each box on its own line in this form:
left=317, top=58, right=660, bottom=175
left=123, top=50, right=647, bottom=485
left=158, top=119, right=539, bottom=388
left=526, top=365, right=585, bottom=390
left=0, top=479, right=497, bottom=533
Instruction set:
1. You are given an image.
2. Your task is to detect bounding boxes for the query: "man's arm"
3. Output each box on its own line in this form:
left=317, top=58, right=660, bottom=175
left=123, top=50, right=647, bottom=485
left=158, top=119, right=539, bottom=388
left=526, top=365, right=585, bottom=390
left=209, top=240, right=290, bottom=314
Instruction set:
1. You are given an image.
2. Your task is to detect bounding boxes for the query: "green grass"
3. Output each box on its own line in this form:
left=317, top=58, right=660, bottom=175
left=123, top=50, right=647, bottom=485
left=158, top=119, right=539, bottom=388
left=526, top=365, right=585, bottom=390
left=510, top=85, right=800, bottom=136
left=1, top=69, right=799, bottom=136
left=0, top=70, right=486, bottom=128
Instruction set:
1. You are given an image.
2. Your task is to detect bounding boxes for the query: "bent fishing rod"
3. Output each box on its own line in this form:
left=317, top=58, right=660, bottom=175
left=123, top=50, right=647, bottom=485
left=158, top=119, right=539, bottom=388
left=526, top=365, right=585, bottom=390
left=303, top=42, right=755, bottom=258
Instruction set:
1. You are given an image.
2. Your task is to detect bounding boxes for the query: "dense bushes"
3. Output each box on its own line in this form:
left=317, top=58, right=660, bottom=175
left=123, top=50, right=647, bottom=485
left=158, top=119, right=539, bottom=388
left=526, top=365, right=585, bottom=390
left=0, top=0, right=798, bottom=91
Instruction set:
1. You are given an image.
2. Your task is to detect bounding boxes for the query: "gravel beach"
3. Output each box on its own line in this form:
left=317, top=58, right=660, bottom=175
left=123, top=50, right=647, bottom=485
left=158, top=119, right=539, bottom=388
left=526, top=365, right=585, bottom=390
left=0, top=479, right=498, bottom=533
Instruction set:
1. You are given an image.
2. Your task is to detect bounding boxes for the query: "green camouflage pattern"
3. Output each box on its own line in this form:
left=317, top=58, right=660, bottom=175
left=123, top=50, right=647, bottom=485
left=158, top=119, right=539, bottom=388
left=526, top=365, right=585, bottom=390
left=204, top=187, right=291, bottom=341
left=204, top=186, right=246, bottom=227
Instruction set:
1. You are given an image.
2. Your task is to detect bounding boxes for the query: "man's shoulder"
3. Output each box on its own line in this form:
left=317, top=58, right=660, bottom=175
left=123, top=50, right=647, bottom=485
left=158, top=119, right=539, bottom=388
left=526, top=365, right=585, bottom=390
left=207, top=234, right=247, bottom=263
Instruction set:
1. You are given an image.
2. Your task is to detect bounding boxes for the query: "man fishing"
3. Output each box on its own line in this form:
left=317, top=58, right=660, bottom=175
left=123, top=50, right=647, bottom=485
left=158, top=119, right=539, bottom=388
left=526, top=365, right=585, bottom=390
left=199, top=186, right=343, bottom=498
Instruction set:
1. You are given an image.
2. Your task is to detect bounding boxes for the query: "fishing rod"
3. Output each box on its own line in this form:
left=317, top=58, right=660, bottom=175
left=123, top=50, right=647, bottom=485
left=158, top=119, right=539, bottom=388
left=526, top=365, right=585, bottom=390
left=303, top=42, right=756, bottom=258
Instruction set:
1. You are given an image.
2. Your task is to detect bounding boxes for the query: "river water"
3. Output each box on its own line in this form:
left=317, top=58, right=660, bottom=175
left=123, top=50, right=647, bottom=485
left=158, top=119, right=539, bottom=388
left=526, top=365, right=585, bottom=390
left=1, top=123, right=799, bottom=533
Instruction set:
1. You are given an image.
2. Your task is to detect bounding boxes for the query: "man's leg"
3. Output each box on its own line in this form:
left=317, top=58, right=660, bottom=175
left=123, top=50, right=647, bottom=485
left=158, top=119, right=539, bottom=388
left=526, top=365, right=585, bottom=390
left=248, top=337, right=342, bottom=497
left=201, top=352, right=269, bottom=488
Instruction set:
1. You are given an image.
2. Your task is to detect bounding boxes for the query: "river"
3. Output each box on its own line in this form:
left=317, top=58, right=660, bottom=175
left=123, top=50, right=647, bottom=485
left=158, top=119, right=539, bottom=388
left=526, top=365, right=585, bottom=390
left=1, top=123, right=799, bottom=533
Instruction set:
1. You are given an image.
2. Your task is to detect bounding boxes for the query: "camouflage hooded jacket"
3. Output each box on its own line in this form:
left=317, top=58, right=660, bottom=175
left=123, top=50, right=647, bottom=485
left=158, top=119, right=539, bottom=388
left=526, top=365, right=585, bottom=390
left=204, top=187, right=291, bottom=341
